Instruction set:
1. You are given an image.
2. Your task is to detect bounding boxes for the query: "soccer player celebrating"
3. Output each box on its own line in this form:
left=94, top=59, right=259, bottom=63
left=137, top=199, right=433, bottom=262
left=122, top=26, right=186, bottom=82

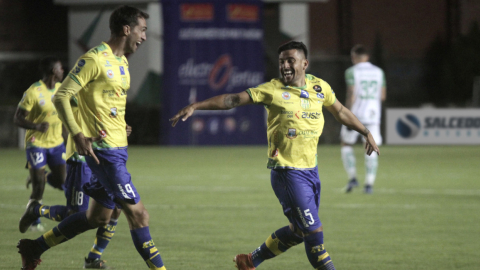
left=15, top=56, right=66, bottom=233
left=170, top=41, right=379, bottom=270
left=17, top=6, right=166, bottom=270
left=341, top=45, right=386, bottom=194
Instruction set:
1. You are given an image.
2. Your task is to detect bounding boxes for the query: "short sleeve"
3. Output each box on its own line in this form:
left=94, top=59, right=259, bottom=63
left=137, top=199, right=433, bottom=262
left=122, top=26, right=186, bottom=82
left=345, top=67, right=354, bottom=86
left=323, top=81, right=336, bottom=107
left=246, top=82, right=274, bottom=105
left=18, top=90, right=35, bottom=111
left=68, top=54, right=100, bottom=87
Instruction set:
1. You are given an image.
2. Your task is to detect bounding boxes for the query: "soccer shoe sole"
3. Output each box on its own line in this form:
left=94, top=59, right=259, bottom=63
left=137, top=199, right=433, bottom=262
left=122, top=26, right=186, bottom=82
left=233, top=254, right=255, bottom=270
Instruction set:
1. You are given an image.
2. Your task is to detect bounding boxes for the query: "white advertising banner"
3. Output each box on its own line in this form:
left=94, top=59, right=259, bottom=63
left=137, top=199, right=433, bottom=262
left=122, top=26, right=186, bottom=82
left=386, top=109, right=480, bottom=145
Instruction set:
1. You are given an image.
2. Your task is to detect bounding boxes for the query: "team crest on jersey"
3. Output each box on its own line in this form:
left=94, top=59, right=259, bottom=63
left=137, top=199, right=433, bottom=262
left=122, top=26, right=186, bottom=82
left=272, top=149, right=279, bottom=157
left=313, top=85, right=322, bottom=92
left=37, top=87, right=42, bottom=91
left=39, top=99, right=45, bottom=106
left=99, top=130, right=107, bottom=138
left=317, top=93, right=324, bottom=99
left=301, top=99, right=310, bottom=110
left=110, top=107, right=118, bottom=118
left=103, top=52, right=108, bottom=57
left=286, top=128, right=297, bottom=139
left=282, top=92, right=291, bottom=100
left=300, top=90, right=309, bottom=98
left=107, top=69, right=114, bottom=79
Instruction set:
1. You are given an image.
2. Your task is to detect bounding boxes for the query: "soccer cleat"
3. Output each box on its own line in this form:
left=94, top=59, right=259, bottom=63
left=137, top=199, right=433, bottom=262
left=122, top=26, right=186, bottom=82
left=364, top=185, right=373, bottom=194
left=233, top=253, right=255, bottom=270
left=344, top=178, right=359, bottom=193
left=17, top=239, right=42, bottom=270
left=84, top=258, right=113, bottom=269
left=19, top=200, right=41, bottom=233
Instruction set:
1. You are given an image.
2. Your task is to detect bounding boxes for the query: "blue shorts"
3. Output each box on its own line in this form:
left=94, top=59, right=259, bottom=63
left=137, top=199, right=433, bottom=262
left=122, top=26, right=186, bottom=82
left=85, top=148, right=140, bottom=209
left=64, top=160, right=92, bottom=212
left=26, top=143, right=66, bottom=170
left=271, top=167, right=322, bottom=233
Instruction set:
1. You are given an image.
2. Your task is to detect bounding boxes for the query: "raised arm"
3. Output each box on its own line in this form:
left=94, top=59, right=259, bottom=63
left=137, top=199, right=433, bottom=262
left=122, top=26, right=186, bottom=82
left=325, top=100, right=380, bottom=156
left=169, top=91, right=253, bottom=127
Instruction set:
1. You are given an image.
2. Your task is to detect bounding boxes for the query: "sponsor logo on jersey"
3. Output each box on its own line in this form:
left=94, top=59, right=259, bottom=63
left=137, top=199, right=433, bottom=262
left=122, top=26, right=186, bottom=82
left=39, top=93, right=44, bottom=98
left=286, top=128, right=297, bottom=139
left=39, top=99, right=45, bottom=106
left=301, top=99, right=310, bottom=110
left=272, top=148, right=279, bottom=157
left=282, top=92, right=291, bottom=100
left=119, top=66, right=125, bottom=75
left=99, top=130, right=107, bottom=138
left=313, top=85, right=322, bottom=92
left=302, top=112, right=322, bottom=119
left=105, top=60, right=112, bottom=67
left=106, top=69, right=114, bottom=79
left=78, top=59, right=86, bottom=67
left=317, top=93, right=324, bottom=99
left=300, top=90, right=309, bottom=98
left=109, top=107, right=117, bottom=118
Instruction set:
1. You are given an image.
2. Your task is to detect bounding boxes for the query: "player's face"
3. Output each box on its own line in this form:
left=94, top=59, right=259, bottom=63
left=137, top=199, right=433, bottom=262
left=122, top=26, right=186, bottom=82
left=279, top=49, right=308, bottom=87
left=52, top=61, right=64, bottom=82
left=126, top=17, right=147, bottom=54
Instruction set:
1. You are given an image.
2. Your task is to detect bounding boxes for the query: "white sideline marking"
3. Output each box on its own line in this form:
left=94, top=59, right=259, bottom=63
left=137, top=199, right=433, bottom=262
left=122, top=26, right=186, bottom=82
left=336, top=188, right=480, bottom=196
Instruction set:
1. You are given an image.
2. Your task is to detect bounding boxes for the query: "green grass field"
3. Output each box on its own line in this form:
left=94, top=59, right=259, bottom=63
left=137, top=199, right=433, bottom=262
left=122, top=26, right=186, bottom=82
left=1, top=145, right=479, bottom=269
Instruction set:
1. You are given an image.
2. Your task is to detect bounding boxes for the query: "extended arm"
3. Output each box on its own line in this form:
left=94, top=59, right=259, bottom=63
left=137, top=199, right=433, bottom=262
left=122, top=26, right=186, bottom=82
left=13, top=107, right=49, bottom=132
left=169, top=91, right=253, bottom=127
left=325, top=100, right=380, bottom=156
left=381, top=86, right=386, bottom=102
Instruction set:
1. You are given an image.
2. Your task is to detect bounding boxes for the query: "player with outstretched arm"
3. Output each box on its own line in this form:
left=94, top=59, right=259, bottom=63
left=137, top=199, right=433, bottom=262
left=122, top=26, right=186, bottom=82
left=170, top=41, right=379, bottom=270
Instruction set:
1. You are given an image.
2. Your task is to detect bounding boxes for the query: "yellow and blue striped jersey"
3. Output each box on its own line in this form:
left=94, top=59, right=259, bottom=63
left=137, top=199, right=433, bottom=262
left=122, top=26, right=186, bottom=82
left=247, top=74, right=336, bottom=170
left=67, top=42, right=130, bottom=149
left=18, top=80, right=63, bottom=148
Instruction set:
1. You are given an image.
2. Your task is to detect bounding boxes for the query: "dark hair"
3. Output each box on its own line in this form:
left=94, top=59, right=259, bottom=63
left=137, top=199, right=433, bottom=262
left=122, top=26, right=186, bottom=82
left=39, top=56, right=60, bottom=77
left=351, top=44, right=368, bottom=56
left=278, top=41, right=308, bottom=59
left=109, top=5, right=149, bottom=35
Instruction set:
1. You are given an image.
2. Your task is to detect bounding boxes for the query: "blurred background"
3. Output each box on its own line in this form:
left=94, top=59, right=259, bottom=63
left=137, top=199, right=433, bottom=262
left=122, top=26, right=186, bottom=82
left=0, top=0, right=479, bottom=147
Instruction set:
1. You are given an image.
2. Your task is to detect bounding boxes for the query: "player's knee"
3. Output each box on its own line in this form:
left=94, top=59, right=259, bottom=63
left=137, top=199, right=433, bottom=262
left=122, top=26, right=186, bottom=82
left=303, top=226, right=323, bottom=237
left=133, top=208, right=149, bottom=224
left=87, top=213, right=112, bottom=227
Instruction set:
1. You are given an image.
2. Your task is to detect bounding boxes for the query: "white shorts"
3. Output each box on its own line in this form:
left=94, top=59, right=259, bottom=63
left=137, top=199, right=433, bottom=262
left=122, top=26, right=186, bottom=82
left=340, top=124, right=383, bottom=145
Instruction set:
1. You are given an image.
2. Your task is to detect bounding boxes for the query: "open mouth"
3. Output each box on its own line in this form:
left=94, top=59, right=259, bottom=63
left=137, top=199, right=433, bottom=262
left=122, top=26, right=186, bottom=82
left=283, top=70, right=294, bottom=81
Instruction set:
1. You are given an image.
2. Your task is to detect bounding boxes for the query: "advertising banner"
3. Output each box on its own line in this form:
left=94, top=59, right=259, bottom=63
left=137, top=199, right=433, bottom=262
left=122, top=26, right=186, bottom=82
left=162, top=0, right=266, bottom=145
left=386, top=109, right=480, bottom=145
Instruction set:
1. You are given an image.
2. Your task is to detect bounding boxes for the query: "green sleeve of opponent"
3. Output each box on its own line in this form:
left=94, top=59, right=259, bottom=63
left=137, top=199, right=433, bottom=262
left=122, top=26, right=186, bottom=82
left=53, top=76, right=83, bottom=136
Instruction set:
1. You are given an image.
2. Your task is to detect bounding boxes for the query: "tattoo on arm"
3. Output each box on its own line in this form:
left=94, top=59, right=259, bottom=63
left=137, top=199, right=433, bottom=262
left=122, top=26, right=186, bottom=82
left=363, top=127, right=370, bottom=136
left=224, top=94, right=240, bottom=109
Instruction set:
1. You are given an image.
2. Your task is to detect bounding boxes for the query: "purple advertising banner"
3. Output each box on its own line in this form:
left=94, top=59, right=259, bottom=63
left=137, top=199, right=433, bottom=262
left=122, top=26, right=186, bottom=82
left=162, top=0, right=266, bottom=145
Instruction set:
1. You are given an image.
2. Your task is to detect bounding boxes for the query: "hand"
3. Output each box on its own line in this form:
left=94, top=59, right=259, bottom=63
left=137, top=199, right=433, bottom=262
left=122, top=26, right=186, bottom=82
left=169, top=104, right=196, bottom=127
left=364, top=133, right=380, bottom=156
left=73, top=132, right=102, bottom=164
left=35, top=122, right=49, bottom=133
left=126, top=124, right=132, bottom=137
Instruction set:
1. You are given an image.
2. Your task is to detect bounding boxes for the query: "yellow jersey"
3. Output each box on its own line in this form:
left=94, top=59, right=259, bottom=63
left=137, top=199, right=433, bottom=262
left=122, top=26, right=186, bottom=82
left=66, top=42, right=130, bottom=149
left=18, top=80, right=63, bottom=148
left=247, top=74, right=336, bottom=170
